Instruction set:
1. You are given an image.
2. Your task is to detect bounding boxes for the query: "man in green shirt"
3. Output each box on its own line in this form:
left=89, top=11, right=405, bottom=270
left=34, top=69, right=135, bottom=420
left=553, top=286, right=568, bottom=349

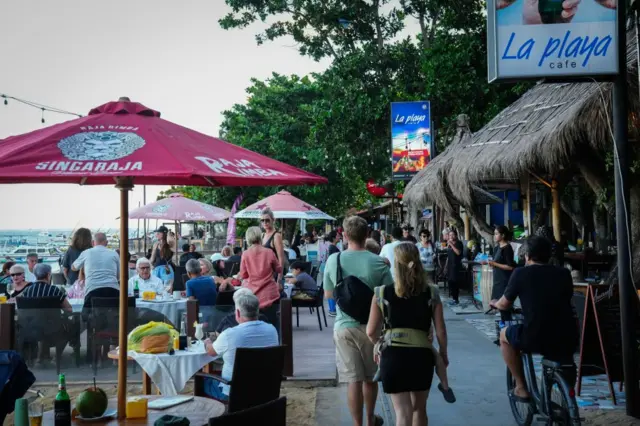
left=324, top=216, right=393, bottom=426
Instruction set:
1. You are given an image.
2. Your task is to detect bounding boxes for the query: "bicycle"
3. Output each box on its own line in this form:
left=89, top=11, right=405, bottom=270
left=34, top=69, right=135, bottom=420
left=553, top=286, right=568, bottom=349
left=492, top=308, right=582, bottom=425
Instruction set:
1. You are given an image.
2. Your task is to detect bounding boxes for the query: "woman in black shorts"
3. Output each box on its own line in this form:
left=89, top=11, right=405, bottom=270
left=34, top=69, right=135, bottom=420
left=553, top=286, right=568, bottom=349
left=367, top=243, right=450, bottom=426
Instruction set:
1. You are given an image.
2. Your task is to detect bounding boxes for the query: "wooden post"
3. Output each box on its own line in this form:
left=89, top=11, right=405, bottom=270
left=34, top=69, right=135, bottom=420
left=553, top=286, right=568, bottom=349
left=551, top=179, right=562, bottom=242
left=280, top=298, right=293, bottom=377
left=462, top=207, right=471, bottom=241
left=186, top=299, right=199, bottom=338
left=116, top=177, right=133, bottom=419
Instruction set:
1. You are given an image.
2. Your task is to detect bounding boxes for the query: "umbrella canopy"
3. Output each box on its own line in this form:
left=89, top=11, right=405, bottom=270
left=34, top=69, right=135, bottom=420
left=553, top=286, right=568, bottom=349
left=0, top=98, right=327, bottom=418
left=235, top=190, right=335, bottom=220
left=0, top=99, right=327, bottom=186
left=128, top=193, right=230, bottom=222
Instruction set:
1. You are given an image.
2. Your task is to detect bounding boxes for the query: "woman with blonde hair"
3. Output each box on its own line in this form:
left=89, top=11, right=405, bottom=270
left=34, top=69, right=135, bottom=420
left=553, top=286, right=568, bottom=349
left=239, top=226, right=282, bottom=332
left=366, top=243, right=453, bottom=426
left=199, top=258, right=232, bottom=290
left=260, top=208, right=286, bottom=282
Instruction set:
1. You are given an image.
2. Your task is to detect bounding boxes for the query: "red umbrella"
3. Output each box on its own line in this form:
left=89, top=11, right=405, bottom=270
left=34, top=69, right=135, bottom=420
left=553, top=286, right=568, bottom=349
left=0, top=98, right=327, bottom=417
left=129, top=193, right=230, bottom=222
left=0, top=99, right=326, bottom=186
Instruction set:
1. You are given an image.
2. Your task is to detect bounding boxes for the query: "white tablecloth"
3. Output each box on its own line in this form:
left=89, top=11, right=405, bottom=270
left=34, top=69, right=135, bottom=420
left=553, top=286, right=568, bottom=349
left=127, top=341, right=217, bottom=395
left=70, top=298, right=188, bottom=326
left=283, top=283, right=294, bottom=298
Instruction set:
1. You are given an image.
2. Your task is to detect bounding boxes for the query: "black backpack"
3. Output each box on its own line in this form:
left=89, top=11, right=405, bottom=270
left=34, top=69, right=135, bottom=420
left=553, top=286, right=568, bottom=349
left=334, top=253, right=375, bottom=324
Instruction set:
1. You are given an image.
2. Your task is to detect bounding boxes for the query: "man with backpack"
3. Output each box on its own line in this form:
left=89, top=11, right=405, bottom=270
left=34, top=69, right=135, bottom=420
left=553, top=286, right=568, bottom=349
left=324, top=216, right=393, bottom=426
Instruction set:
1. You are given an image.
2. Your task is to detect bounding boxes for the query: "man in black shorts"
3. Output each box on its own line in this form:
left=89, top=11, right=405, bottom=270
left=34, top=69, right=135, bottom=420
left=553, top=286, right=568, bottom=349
left=491, top=236, right=578, bottom=402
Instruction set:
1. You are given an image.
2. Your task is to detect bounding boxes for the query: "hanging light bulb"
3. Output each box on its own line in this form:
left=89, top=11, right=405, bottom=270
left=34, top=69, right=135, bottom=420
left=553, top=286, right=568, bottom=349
left=367, top=151, right=370, bottom=156
left=41, top=108, right=45, bottom=124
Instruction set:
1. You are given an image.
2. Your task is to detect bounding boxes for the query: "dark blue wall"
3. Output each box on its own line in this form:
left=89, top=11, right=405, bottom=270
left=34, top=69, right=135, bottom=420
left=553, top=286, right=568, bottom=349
left=489, top=191, right=524, bottom=227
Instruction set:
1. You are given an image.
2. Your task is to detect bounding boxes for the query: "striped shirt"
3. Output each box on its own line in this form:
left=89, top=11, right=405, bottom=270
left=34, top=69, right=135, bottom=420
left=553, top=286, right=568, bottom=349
left=21, top=281, right=67, bottom=304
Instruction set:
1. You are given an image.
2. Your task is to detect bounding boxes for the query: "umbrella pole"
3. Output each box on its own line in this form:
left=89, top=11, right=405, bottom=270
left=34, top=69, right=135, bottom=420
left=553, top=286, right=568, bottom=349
left=116, top=178, right=133, bottom=419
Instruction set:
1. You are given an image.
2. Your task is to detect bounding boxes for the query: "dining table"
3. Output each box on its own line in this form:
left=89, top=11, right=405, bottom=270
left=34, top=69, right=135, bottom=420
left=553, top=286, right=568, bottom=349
left=42, top=395, right=225, bottom=425
left=109, top=342, right=217, bottom=396
left=70, top=297, right=188, bottom=327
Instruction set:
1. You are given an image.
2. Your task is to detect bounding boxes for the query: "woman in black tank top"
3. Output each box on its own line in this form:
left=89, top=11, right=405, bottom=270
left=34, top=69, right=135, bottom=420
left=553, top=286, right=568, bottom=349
left=366, top=243, right=452, bottom=425
left=259, top=208, right=285, bottom=282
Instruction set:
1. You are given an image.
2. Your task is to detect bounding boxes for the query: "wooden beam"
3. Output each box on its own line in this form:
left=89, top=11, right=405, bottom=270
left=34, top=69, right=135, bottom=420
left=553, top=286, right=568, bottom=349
left=462, top=207, right=471, bottom=241
left=280, top=298, right=293, bottom=377
left=551, top=179, right=562, bottom=242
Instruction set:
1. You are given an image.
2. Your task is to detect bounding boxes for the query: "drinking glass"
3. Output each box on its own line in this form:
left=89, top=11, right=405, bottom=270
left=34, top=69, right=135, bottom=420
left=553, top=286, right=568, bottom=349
left=28, top=401, right=43, bottom=426
left=6, top=283, right=14, bottom=297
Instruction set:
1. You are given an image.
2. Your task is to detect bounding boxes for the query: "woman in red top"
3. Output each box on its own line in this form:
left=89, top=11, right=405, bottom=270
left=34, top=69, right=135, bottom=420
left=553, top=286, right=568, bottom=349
left=239, top=226, right=283, bottom=333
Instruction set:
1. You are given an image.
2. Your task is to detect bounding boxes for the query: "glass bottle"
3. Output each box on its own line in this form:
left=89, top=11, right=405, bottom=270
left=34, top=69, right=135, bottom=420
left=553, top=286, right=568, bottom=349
left=54, top=374, right=71, bottom=426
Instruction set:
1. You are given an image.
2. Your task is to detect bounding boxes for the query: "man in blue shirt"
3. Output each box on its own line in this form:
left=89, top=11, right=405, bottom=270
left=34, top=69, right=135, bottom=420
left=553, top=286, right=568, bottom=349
left=203, top=288, right=278, bottom=400
left=185, top=259, right=217, bottom=306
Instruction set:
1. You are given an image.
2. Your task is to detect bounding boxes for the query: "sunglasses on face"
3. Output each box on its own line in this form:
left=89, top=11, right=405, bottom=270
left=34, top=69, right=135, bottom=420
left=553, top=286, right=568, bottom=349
left=10, top=273, right=23, bottom=277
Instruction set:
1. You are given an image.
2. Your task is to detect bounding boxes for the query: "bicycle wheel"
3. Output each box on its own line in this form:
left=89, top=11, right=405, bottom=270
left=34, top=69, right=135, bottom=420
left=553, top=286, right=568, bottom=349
left=548, top=372, right=581, bottom=425
left=506, top=366, right=534, bottom=426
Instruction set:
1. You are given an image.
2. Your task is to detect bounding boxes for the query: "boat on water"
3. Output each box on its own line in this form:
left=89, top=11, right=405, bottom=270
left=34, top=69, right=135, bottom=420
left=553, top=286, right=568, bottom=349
left=0, top=245, right=64, bottom=263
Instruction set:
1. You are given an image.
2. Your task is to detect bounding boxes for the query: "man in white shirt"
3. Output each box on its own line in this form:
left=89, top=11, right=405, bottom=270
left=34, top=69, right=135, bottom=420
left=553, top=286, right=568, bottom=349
left=203, top=288, right=278, bottom=400
left=72, top=232, right=120, bottom=300
left=23, top=253, right=38, bottom=282
left=379, top=227, right=404, bottom=279
left=128, top=257, right=164, bottom=296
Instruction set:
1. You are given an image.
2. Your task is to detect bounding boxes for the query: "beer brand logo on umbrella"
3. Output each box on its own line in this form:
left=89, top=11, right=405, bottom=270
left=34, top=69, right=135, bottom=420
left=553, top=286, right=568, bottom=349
left=152, top=204, right=170, bottom=214
left=58, top=131, right=145, bottom=161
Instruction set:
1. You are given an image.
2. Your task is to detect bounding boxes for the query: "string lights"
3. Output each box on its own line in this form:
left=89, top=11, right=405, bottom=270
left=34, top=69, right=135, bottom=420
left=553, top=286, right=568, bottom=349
left=1, top=93, right=82, bottom=124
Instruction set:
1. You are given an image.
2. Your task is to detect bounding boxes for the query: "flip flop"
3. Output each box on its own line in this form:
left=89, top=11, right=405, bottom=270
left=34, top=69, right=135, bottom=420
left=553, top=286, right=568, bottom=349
left=509, top=390, right=532, bottom=404
left=374, top=414, right=384, bottom=426
left=438, top=383, right=456, bottom=403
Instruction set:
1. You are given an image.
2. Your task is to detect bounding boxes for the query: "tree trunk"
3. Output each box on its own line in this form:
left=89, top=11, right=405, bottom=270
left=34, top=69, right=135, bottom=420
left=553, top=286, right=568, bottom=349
left=373, top=0, right=384, bottom=52
left=467, top=204, right=494, bottom=247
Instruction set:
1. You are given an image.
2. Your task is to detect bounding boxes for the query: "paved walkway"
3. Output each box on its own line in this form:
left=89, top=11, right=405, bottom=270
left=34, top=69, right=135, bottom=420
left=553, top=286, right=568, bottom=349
left=315, top=306, right=515, bottom=425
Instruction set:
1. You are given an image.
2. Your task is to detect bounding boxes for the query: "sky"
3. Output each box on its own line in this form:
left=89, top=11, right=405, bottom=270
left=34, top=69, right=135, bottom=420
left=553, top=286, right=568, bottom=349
left=0, top=0, right=328, bottom=230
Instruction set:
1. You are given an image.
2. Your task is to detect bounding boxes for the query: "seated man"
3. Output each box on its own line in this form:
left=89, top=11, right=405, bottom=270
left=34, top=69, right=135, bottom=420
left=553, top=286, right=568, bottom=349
left=21, top=263, right=72, bottom=312
left=286, top=261, right=316, bottom=299
left=128, top=258, right=165, bottom=296
left=203, top=288, right=278, bottom=401
left=185, top=258, right=218, bottom=306
left=179, top=244, right=202, bottom=267
left=491, top=236, right=578, bottom=402
left=212, top=288, right=269, bottom=335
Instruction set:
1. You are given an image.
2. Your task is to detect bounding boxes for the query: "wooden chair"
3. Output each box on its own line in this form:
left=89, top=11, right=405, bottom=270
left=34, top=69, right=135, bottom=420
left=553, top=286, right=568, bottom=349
left=16, top=297, right=74, bottom=374
left=194, top=346, right=285, bottom=413
left=207, top=396, right=286, bottom=426
left=88, top=297, right=136, bottom=375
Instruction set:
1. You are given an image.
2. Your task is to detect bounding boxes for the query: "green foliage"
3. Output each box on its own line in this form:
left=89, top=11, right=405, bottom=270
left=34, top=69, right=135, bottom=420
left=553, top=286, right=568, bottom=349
left=167, top=0, right=531, bottom=215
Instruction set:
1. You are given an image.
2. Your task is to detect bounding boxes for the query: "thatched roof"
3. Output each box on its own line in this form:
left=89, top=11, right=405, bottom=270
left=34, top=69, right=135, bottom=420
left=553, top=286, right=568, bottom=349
left=406, top=32, right=639, bottom=210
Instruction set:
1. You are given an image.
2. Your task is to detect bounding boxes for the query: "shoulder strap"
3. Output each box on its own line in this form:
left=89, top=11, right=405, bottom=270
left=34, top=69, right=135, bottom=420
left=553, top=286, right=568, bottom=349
left=336, top=252, right=343, bottom=284
left=375, top=285, right=392, bottom=330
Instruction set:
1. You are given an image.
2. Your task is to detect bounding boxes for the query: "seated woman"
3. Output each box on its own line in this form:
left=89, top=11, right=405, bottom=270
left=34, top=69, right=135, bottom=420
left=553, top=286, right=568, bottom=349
left=186, top=259, right=218, bottom=306
left=4, top=264, right=32, bottom=299
left=0, top=261, right=16, bottom=292
left=199, top=258, right=233, bottom=290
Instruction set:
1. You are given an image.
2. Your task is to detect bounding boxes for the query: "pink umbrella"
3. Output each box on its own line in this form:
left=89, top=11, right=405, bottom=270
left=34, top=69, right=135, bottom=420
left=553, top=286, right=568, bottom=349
left=0, top=98, right=327, bottom=417
left=129, top=193, right=230, bottom=222
left=235, top=190, right=334, bottom=220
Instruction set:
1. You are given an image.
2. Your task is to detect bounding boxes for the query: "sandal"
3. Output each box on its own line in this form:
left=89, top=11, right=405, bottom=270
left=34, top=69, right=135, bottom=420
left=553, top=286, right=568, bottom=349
left=438, top=383, right=456, bottom=403
left=374, top=414, right=384, bottom=426
left=509, top=390, right=532, bottom=404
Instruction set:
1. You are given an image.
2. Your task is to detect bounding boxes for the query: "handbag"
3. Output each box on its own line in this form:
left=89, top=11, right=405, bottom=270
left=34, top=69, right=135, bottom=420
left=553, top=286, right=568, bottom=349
left=333, top=253, right=374, bottom=324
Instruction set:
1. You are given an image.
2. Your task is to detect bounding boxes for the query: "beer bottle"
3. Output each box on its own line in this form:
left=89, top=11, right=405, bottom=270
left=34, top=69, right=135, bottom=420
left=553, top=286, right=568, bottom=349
left=538, top=0, right=564, bottom=24
left=134, top=279, right=140, bottom=298
left=54, top=374, right=71, bottom=426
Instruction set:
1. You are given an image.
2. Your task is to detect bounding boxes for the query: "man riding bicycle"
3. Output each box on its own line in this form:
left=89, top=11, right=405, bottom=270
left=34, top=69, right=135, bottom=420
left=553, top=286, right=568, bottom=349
left=491, top=236, right=579, bottom=403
